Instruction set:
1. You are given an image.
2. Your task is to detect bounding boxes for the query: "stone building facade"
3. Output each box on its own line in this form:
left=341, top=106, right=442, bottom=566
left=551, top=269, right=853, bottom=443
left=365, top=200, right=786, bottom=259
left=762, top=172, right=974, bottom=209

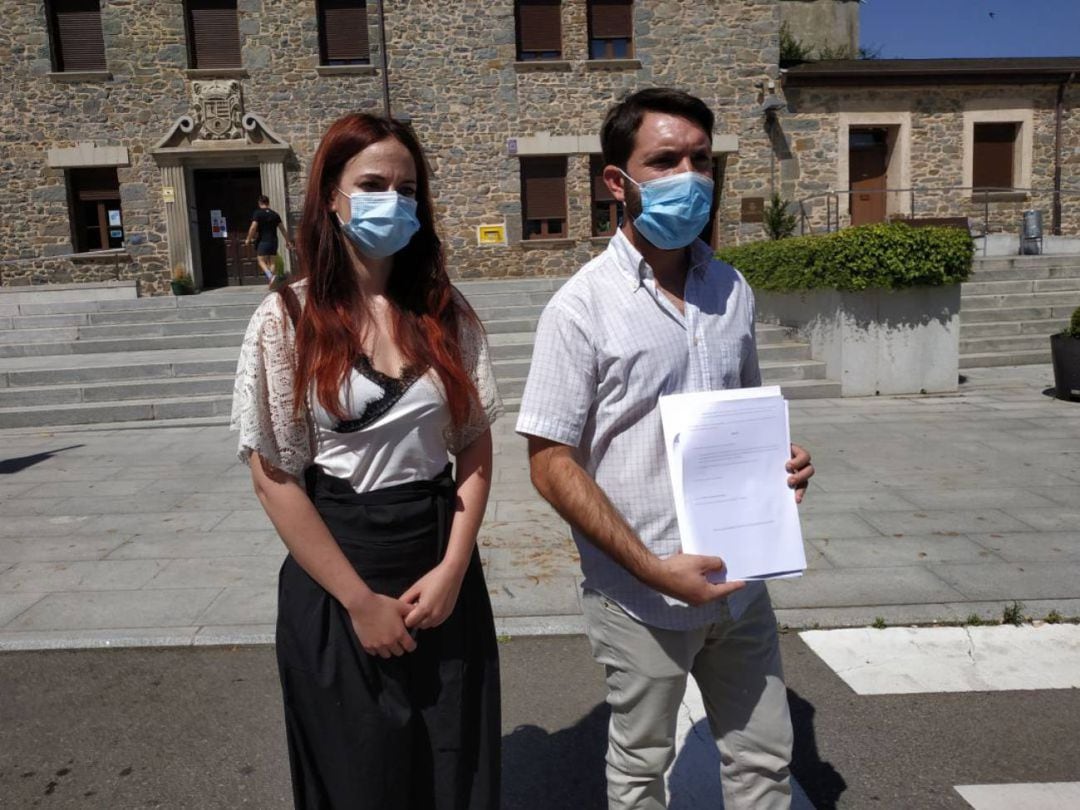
left=2, top=0, right=788, bottom=293
left=777, top=60, right=1080, bottom=243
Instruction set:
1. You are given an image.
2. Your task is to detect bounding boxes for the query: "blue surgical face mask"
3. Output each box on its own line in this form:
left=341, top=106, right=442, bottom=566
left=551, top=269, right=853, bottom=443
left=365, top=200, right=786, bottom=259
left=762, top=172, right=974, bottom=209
left=619, top=169, right=714, bottom=250
left=335, top=189, right=421, bottom=258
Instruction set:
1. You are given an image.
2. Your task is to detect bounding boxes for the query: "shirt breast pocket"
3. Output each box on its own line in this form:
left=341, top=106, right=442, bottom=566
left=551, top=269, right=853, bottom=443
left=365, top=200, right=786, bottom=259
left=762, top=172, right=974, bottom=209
left=710, top=335, right=754, bottom=388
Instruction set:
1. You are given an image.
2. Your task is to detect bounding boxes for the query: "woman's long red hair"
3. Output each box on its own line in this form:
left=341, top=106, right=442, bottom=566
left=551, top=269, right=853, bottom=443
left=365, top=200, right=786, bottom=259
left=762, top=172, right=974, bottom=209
left=288, top=113, right=480, bottom=427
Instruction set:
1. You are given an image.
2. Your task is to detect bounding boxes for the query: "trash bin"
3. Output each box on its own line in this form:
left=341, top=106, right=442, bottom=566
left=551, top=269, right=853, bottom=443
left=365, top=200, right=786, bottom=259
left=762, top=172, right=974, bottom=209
left=1020, top=209, right=1043, bottom=255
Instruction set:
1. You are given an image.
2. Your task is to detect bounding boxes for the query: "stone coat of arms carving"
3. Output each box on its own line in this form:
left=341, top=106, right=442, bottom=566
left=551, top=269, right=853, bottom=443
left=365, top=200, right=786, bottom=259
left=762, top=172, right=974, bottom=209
left=191, top=80, right=244, bottom=140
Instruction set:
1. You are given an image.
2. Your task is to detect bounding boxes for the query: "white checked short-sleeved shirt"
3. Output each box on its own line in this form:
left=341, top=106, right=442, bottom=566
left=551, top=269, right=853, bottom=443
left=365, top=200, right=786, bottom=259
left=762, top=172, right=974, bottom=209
left=516, top=228, right=766, bottom=630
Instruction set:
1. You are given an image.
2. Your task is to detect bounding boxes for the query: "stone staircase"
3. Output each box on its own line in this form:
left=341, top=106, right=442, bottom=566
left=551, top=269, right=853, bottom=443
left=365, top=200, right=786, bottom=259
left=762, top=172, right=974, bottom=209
left=0, top=278, right=839, bottom=429
left=960, top=254, right=1080, bottom=368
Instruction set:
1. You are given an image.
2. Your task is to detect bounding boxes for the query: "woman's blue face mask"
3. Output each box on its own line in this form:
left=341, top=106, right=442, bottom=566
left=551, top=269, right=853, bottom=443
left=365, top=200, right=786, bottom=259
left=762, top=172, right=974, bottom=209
left=335, top=189, right=421, bottom=259
left=619, top=169, right=714, bottom=250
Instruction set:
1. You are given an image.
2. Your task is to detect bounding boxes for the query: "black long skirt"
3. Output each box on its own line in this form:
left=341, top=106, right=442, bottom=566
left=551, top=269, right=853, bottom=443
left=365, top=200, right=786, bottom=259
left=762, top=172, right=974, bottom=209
left=276, top=464, right=501, bottom=810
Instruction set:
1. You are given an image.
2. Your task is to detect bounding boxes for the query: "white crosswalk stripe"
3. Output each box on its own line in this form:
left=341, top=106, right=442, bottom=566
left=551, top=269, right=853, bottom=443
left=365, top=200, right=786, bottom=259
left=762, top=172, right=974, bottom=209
left=799, top=624, right=1080, bottom=695
left=955, top=781, right=1080, bottom=809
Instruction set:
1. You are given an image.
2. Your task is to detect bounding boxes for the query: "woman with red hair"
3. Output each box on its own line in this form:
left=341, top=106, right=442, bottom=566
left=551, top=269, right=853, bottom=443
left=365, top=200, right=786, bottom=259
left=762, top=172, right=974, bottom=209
left=231, top=113, right=502, bottom=808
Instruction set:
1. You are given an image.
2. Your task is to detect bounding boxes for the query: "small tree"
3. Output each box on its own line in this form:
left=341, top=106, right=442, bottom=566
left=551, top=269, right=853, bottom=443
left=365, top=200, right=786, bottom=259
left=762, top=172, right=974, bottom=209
left=763, top=193, right=798, bottom=240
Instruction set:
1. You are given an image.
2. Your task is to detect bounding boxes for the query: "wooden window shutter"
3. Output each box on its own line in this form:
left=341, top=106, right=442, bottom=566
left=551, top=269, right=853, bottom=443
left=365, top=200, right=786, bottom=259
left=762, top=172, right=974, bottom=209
left=590, top=156, right=614, bottom=203
left=973, top=123, right=1017, bottom=190
left=187, top=0, right=242, bottom=70
left=522, top=158, right=567, bottom=220
left=517, top=0, right=562, bottom=56
left=51, top=0, right=107, bottom=72
left=320, top=0, right=370, bottom=64
left=589, top=0, right=632, bottom=39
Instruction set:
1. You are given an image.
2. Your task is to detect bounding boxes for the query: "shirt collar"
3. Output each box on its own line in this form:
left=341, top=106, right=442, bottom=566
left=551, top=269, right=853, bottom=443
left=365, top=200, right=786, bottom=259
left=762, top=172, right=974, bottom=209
left=608, top=228, right=713, bottom=291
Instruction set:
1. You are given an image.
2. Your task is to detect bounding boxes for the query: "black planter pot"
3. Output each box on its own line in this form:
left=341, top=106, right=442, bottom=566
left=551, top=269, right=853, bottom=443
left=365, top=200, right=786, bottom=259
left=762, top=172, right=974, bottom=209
left=1050, top=333, right=1080, bottom=401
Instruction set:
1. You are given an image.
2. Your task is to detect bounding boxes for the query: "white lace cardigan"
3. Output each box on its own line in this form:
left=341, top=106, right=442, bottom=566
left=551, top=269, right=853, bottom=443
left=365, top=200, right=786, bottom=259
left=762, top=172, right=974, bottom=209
left=230, top=281, right=503, bottom=479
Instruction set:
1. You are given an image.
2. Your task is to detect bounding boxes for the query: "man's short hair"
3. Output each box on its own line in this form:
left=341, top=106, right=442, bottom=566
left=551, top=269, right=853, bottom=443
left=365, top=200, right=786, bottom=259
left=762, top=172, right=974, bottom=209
left=258, top=195, right=271, bottom=206
left=600, top=88, right=714, bottom=169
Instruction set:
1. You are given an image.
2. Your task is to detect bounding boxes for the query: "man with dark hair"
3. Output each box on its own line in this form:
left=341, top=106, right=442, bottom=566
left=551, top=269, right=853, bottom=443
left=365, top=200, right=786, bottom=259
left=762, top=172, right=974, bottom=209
left=517, top=87, right=814, bottom=810
left=245, top=194, right=293, bottom=286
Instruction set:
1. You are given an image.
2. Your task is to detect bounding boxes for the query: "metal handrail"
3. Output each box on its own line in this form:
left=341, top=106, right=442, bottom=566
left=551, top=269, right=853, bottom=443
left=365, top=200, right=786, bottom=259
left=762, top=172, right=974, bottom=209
left=796, top=184, right=1080, bottom=243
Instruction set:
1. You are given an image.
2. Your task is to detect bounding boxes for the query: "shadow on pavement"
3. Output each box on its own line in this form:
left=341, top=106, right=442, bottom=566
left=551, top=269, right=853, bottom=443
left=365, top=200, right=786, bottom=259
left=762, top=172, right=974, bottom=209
left=788, top=687, right=847, bottom=809
left=0, top=445, right=83, bottom=474
left=501, top=701, right=610, bottom=810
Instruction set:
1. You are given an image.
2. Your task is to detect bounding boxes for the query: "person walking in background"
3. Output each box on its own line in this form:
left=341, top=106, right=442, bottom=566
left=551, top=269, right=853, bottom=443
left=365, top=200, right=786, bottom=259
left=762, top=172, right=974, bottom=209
left=244, top=195, right=293, bottom=286
left=517, top=88, right=814, bottom=810
left=231, top=113, right=502, bottom=809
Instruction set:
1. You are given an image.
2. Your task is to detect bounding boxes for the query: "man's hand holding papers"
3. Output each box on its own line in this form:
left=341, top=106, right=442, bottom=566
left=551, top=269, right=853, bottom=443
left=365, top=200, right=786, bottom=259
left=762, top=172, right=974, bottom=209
left=660, top=386, right=810, bottom=582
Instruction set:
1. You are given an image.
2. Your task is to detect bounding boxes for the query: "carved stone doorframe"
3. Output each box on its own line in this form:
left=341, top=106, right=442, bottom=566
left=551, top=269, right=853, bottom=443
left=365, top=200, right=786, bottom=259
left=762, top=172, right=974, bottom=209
left=151, top=81, right=293, bottom=288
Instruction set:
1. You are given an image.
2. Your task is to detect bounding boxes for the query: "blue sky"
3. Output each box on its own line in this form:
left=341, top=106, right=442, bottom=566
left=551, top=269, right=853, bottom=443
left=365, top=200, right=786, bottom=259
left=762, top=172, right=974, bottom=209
left=860, top=0, right=1080, bottom=59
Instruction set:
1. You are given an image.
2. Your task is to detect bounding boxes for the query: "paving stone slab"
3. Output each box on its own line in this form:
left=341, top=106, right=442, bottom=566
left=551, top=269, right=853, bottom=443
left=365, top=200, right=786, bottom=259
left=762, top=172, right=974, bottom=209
left=928, top=561, right=1080, bottom=601
left=810, top=534, right=999, bottom=568
left=83, top=510, right=232, bottom=535
left=146, top=556, right=282, bottom=590
left=1002, top=508, right=1080, bottom=532
left=767, top=567, right=966, bottom=609
left=895, top=488, right=1062, bottom=510
left=105, top=531, right=282, bottom=560
left=0, top=535, right=129, bottom=564
left=799, top=512, right=883, bottom=540
left=3, top=588, right=222, bottom=631
left=212, top=509, right=276, bottom=532
left=0, top=592, right=45, bottom=626
left=193, top=623, right=276, bottom=645
left=968, top=532, right=1080, bottom=563
left=486, top=576, right=581, bottom=617
left=195, top=586, right=277, bottom=627
left=859, top=509, right=1035, bottom=536
left=0, top=560, right=168, bottom=593
left=0, top=514, right=98, bottom=537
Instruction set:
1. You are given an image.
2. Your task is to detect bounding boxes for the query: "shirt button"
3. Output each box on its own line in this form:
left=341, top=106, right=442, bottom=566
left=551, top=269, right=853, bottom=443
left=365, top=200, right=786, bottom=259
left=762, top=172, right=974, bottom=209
left=693, top=337, right=700, bottom=346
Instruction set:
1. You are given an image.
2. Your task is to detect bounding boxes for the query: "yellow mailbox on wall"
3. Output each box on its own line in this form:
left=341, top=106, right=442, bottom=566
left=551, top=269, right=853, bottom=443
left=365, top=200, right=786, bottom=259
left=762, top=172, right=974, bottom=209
left=476, top=224, right=507, bottom=246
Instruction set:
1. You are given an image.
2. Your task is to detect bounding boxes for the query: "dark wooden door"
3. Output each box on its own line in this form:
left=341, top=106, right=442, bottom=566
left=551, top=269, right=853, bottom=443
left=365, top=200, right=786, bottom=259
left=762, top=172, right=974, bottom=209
left=193, top=168, right=261, bottom=288
left=849, top=129, right=888, bottom=226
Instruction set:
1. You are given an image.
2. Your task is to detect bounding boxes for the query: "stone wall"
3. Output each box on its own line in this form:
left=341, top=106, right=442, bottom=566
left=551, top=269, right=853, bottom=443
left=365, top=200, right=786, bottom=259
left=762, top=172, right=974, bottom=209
left=779, top=82, right=1080, bottom=238
left=779, top=0, right=860, bottom=57
left=1, top=0, right=781, bottom=293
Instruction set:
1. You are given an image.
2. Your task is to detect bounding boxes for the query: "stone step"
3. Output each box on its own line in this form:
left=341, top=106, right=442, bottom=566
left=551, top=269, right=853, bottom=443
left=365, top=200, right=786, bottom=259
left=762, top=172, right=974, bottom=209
left=969, top=263, right=1080, bottom=281
left=960, top=306, right=1059, bottom=323
left=0, top=374, right=235, bottom=407
left=1, top=355, right=238, bottom=388
left=972, top=255, right=1080, bottom=271
left=960, top=349, right=1052, bottom=368
left=0, top=394, right=235, bottom=429
left=960, top=334, right=1054, bottom=354
left=960, top=318, right=1069, bottom=338
left=962, top=278, right=1080, bottom=296
left=760, top=359, right=830, bottom=382
left=0, top=332, right=242, bottom=359
left=959, top=290, right=1080, bottom=310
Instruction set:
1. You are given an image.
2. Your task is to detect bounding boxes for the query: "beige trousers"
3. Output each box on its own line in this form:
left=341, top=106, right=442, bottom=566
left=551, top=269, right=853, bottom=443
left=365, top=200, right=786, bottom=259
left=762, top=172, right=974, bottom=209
left=582, top=588, right=793, bottom=810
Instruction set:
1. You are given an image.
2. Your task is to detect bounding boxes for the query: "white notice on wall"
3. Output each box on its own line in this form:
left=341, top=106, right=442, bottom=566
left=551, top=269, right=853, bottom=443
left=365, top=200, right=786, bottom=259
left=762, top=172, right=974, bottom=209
left=210, top=209, right=227, bottom=238
left=659, top=387, right=806, bottom=581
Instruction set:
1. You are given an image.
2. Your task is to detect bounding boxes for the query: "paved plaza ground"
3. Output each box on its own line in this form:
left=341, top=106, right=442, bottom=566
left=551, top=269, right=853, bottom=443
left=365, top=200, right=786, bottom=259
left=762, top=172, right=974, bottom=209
left=0, top=363, right=1077, bottom=649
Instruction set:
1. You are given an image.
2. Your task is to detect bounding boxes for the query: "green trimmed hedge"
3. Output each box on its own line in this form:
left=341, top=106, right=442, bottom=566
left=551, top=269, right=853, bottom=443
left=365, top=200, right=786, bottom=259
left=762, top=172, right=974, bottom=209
left=716, top=222, right=974, bottom=292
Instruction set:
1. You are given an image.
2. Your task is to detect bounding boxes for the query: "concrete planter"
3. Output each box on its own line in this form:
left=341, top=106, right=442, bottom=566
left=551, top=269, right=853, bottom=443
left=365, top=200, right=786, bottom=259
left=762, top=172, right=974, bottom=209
left=1050, top=333, right=1080, bottom=402
left=756, top=285, right=961, bottom=396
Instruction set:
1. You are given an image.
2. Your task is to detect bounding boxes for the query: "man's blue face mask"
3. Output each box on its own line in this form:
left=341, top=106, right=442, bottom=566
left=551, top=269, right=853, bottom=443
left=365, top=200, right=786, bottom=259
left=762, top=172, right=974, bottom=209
left=619, top=169, right=714, bottom=250
left=335, top=189, right=421, bottom=259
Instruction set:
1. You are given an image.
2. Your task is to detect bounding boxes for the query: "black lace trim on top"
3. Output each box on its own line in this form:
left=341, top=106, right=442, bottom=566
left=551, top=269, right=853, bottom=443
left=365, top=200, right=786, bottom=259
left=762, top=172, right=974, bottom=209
left=333, top=355, right=427, bottom=434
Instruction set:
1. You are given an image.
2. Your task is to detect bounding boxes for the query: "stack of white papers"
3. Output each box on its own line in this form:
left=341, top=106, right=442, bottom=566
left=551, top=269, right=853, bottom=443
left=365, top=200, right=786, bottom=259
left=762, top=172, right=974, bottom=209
left=659, top=386, right=806, bottom=581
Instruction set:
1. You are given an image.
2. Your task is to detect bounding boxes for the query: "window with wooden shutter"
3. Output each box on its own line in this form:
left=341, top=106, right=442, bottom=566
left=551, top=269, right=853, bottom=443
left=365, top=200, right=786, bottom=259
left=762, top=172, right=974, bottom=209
left=590, top=155, right=622, bottom=237
left=588, top=0, right=632, bottom=59
left=521, top=157, right=567, bottom=239
left=318, top=0, right=370, bottom=65
left=973, top=122, right=1018, bottom=191
left=516, top=0, right=562, bottom=61
left=48, top=0, right=107, bottom=72
left=185, top=0, right=242, bottom=70
left=68, top=168, right=123, bottom=252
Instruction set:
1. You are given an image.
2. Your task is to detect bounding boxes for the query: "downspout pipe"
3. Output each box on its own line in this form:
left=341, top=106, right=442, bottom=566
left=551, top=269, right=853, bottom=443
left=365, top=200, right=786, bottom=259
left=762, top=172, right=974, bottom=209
left=377, top=1, right=392, bottom=118
left=1053, top=71, right=1074, bottom=236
